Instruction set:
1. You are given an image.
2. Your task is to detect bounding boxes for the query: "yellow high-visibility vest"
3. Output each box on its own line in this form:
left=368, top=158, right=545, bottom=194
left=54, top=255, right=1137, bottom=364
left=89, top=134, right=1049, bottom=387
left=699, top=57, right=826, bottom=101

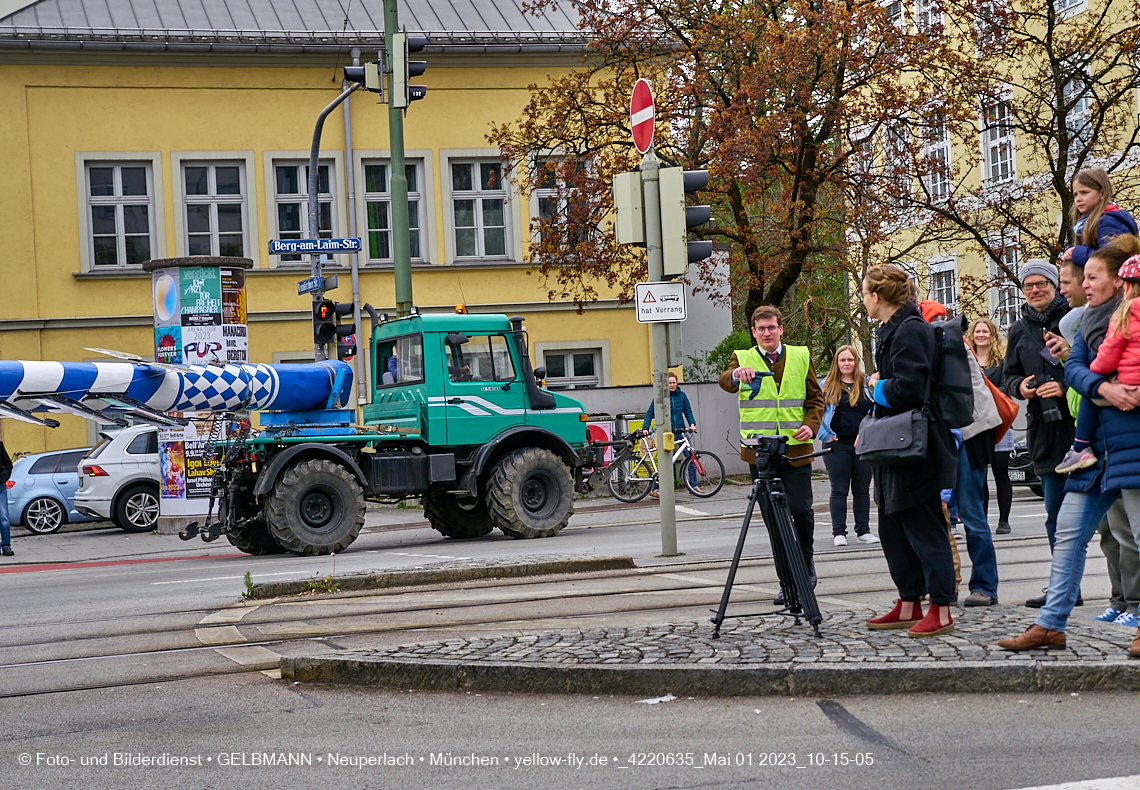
left=735, top=345, right=811, bottom=446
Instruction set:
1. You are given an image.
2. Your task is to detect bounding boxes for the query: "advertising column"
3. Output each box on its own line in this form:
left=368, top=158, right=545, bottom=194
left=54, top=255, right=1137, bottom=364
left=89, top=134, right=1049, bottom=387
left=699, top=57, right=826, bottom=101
left=143, top=256, right=253, bottom=534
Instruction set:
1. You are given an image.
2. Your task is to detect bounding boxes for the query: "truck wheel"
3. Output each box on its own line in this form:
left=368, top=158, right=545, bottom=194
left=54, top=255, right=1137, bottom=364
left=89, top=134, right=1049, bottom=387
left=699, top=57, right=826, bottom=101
left=265, top=459, right=366, bottom=555
left=221, top=499, right=285, bottom=556
left=422, top=492, right=495, bottom=539
left=486, top=448, right=573, bottom=539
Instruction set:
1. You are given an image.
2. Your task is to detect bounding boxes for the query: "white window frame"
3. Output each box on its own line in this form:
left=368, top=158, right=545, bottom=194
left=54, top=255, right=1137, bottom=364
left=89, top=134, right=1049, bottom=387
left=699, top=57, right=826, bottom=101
left=973, top=0, right=1010, bottom=54
left=980, top=94, right=1016, bottom=185
left=1053, top=0, right=1087, bottom=20
left=883, top=118, right=911, bottom=208
left=1063, top=71, right=1093, bottom=157
left=915, top=0, right=942, bottom=33
left=527, top=154, right=596, bottom=250
left=75, top=152, right=166, bottom=273
left=927, top=253, right=958, bottom=314
left=440, top=149, right=518, bottom=264
left=353, top=149, right=436, bottom=266
left=883, top=0, right=905, bottom=27
left=171, top=152, right=259, bottom=265
left=360, top=158, right=427, bottom=264
left=262, top=150, right=346, bottom=269
left=535, top=345, right=605, bottom=390
left=986, top=233, right=1022, bottom=330
left=921, top=112, right=952, bottom=201
left=533, top=340, right=611, bottom=389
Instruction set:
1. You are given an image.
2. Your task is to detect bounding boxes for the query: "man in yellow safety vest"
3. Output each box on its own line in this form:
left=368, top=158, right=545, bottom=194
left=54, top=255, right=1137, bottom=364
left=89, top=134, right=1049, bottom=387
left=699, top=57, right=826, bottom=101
left=719, top=305, right=825, bottom=602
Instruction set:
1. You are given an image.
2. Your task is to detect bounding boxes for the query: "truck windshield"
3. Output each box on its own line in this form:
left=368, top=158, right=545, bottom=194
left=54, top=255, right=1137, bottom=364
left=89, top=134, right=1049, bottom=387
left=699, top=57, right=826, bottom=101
left=447, top=335, right=516, bottom=382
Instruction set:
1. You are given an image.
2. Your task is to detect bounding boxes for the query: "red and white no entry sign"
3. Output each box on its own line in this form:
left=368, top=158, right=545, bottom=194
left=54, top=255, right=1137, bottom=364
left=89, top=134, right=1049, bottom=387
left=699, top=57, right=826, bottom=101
left=630, top=78, right=655, bottom=154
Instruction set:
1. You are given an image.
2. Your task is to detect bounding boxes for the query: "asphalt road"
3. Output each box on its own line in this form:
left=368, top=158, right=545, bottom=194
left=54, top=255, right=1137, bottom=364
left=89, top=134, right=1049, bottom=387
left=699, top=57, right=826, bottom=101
left=3, top=673, right=1138, bottom=790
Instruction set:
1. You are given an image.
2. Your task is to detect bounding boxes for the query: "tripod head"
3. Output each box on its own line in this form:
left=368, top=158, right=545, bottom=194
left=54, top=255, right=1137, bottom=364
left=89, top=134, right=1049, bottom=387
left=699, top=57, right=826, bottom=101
left=743, top=434, right=787, bottom=478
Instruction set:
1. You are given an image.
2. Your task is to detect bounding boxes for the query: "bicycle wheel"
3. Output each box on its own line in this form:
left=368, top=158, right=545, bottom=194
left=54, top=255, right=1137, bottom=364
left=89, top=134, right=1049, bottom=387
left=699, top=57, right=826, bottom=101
left=683, top=450, right=724, bottom=498
left=607, top=454, right=655, bottom=503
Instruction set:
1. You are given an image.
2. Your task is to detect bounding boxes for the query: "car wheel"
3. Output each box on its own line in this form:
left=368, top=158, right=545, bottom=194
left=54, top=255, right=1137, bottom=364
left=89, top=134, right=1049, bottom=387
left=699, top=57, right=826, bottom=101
left=23, top=497, right=67, bottom=534
left=116, top=484, right=160, bottom=533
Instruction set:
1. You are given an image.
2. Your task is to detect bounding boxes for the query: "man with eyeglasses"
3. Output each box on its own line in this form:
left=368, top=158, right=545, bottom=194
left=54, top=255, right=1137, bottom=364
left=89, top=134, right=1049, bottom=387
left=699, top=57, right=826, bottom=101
left=1000, top=259, right=1075, bottom=606
left=720, top=305, right=825, bottom=604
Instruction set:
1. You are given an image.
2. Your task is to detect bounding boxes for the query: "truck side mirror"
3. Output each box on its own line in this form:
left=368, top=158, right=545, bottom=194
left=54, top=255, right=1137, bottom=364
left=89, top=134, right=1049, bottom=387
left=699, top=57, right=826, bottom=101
left=533, top=366, right=546, bottom=381
left=445, top=332, right=469, bottom=346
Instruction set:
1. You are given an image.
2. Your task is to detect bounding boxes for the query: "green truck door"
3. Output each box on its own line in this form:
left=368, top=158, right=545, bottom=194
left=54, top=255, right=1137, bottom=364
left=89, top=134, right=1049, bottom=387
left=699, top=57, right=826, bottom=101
left=439, top=333, right=527, bottom=445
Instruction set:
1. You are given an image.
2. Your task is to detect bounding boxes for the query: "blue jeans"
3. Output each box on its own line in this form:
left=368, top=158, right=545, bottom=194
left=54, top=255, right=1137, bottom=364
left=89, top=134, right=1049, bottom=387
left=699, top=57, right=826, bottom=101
left=0, top=492, right=10, bottom=550
left=956, top=449, right=999, bottom=598
left=1036, top=489, right=1119, bottom=632
left=1039, top=471, right=1067, bottom=549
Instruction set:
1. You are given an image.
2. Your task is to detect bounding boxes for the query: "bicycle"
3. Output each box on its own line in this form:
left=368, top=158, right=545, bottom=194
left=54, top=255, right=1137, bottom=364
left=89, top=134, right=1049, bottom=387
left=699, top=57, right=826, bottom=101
left=606, top=428, right=724, bottom=503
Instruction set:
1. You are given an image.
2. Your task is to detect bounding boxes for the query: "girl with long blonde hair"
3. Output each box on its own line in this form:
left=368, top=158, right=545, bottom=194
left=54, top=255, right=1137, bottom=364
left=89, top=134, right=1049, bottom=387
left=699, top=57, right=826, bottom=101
left=818, top=345, right=877, bottom=546
left=968, top=317, right=1014, bottom=534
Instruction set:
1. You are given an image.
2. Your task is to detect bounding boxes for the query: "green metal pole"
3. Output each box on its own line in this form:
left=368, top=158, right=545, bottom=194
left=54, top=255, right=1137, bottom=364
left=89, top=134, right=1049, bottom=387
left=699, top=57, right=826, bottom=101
left=385, top=0, right=413, bottom=317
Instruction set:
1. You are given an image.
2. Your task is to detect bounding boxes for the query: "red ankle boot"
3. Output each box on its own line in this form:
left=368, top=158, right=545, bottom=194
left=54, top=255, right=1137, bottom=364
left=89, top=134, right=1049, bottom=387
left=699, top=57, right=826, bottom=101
left=907, top=603, right=954, bottom=637
left=867, top=599, right=923, bottom=630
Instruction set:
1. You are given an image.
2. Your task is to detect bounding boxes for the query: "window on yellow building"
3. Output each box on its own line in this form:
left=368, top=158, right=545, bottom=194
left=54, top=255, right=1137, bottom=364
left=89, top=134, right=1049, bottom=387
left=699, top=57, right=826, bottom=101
left=182, top=162, right=247, bottom=257
left=451, top=161, right=508, bottom=259
left=362, top=161, right=423, bottom=263
left=982, top=99, right=1015, bottom=184
left=921, top=113, right=951, bottom=201
left=987, top=235, right=1022, bottom=330
left=85, top=162, right=154, bottom=267
left=928, top=254, right=957, bottom=314
left=534, top=157, right=591, bottom=251
left=273, top=161, right=335, bottom=264
left=543, top=349, right=600, bottom=390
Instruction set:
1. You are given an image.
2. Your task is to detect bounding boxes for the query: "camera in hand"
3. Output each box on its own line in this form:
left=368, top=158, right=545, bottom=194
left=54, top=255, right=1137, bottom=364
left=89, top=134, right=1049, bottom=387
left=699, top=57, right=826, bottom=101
left=1037, top=346, right=1066, bottom=423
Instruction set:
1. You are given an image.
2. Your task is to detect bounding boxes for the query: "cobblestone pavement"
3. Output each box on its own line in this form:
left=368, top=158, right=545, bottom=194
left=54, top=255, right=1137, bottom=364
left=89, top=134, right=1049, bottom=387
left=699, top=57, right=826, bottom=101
left=330, top=606, right=1138, bottom=667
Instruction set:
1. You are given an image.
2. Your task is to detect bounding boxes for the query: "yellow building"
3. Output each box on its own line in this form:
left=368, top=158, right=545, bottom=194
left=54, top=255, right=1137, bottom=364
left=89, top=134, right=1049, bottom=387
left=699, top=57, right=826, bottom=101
left=872, top=0, right=1138, bottom=329
left=0, top=0, right=656, bottom=453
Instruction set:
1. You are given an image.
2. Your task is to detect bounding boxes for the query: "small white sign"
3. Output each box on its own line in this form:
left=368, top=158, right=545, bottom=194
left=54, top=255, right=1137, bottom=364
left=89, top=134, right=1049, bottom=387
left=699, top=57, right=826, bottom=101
left=634, top=281, right=687, bottom=323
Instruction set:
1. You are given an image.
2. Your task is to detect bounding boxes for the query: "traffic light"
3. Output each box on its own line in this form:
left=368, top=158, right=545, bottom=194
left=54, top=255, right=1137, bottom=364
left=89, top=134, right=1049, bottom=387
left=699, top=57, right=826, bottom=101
left=612, top=170, right=645, bottom=246
left=337, top=333, right=357, bottom=361
left=392, top=32, right=428, bottom=109
left=343, top=61, right=383, bottom=97
left=314, top=299, right=337, bottom=344
left=659, top=167, right=713, bottom=279
left=313, top=300, right=356, bottom=346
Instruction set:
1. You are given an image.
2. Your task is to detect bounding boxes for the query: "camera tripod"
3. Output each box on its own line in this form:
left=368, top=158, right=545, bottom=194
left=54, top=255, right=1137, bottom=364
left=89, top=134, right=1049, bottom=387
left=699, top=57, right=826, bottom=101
left=711, top=435, right=825, bottom=639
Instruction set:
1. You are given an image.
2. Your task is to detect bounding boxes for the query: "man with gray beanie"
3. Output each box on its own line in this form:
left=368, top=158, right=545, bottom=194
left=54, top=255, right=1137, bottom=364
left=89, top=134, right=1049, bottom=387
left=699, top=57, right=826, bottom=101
left=1000, top=258, right=1077, bottom=607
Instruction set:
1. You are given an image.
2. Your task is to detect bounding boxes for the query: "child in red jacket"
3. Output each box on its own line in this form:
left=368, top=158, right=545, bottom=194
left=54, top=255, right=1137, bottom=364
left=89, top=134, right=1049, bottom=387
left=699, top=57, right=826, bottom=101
left=1056, top=253, right=1140, bottom=472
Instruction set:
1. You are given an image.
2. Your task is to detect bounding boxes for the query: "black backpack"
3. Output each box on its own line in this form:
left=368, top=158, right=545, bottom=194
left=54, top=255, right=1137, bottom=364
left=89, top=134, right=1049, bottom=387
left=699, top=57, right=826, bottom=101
left=929, top=314, right=975, bottom=428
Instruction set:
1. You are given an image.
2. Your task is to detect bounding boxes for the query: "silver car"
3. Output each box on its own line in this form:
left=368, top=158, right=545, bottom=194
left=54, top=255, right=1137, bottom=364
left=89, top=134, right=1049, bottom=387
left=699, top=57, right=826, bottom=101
left=74, top=425, right=161, bottom=533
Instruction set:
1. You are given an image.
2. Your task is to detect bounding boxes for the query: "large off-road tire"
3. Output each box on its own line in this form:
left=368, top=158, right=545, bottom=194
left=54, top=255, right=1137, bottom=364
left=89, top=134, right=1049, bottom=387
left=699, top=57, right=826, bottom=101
left=265, top=459, right=366, bottom=555
left=221, top=498, right=285, bottom=555
left=486, top=448, right=574, bottom=539
left=422, top=491, right=495, bottom=539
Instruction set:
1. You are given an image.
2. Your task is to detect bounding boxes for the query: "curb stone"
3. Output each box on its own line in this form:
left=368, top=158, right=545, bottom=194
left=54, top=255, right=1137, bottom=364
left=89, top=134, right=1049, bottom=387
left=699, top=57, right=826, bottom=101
left=279, top=654, right=1140, bottom=696
left=247, top=555, right=637, bottom=599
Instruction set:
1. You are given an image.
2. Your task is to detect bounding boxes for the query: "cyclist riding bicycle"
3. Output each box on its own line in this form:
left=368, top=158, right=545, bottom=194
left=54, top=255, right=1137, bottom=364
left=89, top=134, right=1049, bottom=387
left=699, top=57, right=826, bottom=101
left=642, top=372, right=702, bottom=496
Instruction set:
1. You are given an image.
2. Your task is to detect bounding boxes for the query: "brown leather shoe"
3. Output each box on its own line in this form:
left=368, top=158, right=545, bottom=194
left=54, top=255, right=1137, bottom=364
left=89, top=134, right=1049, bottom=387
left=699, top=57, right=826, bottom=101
left=1129, top=629, right=1140, bottom=659
left=998, top=624, right=1066, bottom=651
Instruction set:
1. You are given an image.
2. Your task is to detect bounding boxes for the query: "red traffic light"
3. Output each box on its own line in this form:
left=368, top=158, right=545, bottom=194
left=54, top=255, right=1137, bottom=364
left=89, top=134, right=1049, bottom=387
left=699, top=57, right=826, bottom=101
left=316, top=301, right=334, bottom=320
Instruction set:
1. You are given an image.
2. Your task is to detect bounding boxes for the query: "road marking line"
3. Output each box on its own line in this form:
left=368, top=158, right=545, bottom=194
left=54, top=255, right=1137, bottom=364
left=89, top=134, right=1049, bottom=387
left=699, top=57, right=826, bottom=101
left=153, top=571, right=308, bottom=585
left=1008, top=777, right=1140, bottom=790
left=675, top=505, right=710, bottom=516
left=195, top=625, right=246, bottom=645
left=199, top=606, right=258, bottom=625
left=213, top=646, right=281, bottom=666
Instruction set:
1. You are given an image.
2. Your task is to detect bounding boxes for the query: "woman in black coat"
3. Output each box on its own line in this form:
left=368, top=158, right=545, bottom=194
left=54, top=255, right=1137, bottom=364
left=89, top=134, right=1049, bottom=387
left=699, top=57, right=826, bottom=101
left=861, top=265, right=958, bottom=636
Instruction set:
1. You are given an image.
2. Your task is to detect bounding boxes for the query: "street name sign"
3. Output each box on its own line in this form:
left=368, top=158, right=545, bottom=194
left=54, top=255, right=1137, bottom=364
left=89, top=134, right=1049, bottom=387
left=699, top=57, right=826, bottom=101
left=630, top=79, right=655, bottom=154
left=297, top=276, right=322, bottom=295
left=269, top=238, right=362, bottom=255
left=634, top=281, right=687, bottom=323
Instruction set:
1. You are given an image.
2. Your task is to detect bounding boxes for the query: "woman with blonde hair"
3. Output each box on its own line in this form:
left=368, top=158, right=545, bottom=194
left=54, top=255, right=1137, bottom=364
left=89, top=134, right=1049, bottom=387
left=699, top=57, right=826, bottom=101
left=968, top=317, right=1014, bottom=534
left=818, top=345, right=877, bottom=546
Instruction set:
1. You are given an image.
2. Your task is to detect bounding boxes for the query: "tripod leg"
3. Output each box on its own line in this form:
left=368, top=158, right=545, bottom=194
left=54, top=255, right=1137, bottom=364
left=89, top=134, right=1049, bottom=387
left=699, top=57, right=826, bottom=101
left=759, top=480, right=823, bottom=634
left=711, top=480, right=762, bottom=638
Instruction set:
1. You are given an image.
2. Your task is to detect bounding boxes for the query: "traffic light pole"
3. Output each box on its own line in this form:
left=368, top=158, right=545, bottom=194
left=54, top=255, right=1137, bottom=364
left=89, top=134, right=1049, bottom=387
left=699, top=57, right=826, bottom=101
left=308, top=81, right=360, bottom=360
left=640, top=150, right=678, bottom=556
left=385, top=0, right=414, bottom=317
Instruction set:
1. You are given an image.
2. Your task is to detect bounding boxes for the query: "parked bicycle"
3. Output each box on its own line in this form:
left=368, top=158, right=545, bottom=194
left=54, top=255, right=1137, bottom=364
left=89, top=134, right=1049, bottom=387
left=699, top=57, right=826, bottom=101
left=607, top=428, right=724, bottom=503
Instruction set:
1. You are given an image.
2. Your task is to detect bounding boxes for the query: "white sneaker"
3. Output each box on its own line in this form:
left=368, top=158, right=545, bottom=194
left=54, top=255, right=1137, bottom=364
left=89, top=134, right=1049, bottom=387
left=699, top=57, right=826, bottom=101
left=833, top=534, right=848, bottom=546
left=857, top=533, right=880, bottom=544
